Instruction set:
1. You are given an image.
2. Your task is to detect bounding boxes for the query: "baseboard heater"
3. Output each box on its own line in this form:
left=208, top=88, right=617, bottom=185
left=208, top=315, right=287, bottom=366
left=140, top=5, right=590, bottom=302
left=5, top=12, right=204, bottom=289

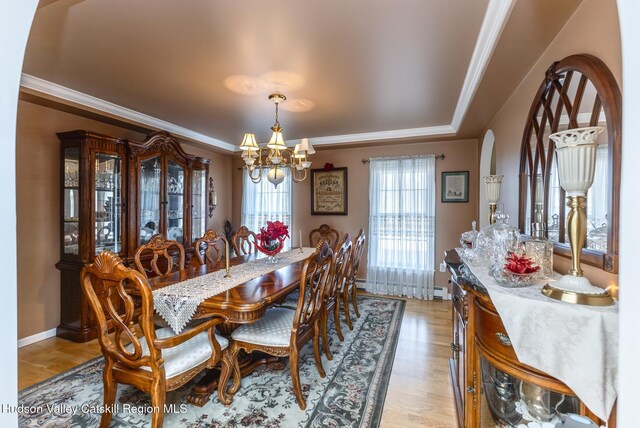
left=355, top=279, right=451, bottom=300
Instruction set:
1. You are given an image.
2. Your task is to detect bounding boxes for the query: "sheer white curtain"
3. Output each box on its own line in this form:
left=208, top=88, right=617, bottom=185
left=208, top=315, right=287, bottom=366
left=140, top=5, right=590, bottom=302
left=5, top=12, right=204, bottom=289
left=587, top=145, right=608, bottom=227
left=366, top=156, right=436, bottom=299
left=241, top=168, right=292, bottom=249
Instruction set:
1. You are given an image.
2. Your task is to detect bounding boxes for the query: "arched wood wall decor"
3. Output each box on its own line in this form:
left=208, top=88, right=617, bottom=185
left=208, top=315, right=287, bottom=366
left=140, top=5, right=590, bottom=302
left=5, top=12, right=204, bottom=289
left=518, top=54, right=621, bottom=273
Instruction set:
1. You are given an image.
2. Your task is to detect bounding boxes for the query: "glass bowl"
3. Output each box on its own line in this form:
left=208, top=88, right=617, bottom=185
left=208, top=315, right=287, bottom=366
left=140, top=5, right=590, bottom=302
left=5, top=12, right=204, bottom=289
left=492, top=267, right=537, bottom=288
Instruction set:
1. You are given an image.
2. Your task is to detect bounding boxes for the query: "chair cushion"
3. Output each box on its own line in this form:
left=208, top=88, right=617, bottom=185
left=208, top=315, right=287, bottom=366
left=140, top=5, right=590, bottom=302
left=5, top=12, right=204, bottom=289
left=231, top=308, right=294, bottom=347
left=129, top=327, right=229, bottom=378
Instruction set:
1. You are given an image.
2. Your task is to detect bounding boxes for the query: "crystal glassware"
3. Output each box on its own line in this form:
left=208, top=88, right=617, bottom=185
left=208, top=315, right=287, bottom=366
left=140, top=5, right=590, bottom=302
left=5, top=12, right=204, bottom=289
left=524, top=223, right=554, bottom=279
left=460, top=220, right=479, bottom=249
left=474, top=212, right=521, bottom=269
left=493, top=268, right=537, bottom=288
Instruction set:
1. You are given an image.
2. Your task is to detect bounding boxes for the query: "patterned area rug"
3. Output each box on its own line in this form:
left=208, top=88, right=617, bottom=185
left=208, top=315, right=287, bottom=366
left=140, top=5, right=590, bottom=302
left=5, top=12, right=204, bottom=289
left=19, top=296, right=405, bottom=427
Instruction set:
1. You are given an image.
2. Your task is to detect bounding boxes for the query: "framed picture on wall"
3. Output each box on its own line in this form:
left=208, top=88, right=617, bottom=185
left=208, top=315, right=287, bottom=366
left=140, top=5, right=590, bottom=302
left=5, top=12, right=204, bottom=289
left=441, top=171, right=469, bottom=203
left=311, top=167, right=348, bottom=215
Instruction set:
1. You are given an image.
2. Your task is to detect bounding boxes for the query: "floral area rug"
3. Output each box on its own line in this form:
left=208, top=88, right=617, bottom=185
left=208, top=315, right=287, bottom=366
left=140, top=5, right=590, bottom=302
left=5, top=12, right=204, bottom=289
left=19, top=296, right=405, bottom=427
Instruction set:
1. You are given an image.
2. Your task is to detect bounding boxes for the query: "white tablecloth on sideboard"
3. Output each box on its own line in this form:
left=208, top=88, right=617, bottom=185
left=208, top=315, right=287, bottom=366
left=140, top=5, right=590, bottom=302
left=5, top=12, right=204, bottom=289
left=456, top=249, right=618, bottom=422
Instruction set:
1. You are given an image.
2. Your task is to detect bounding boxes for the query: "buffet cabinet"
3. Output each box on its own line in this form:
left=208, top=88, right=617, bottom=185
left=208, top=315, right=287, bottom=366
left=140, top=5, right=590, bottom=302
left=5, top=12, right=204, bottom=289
left=446, top=251, right=614, bottom=428
left=55, top=130, right=210, bottom=342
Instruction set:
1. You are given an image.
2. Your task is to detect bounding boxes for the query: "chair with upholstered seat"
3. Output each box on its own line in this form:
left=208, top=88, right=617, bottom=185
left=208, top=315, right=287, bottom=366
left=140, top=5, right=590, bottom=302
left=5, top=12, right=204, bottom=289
left=231, top=226, right=258, bottom=256
left=320, top=234, right=352, bottom=360
left=134, top=234, right=186, bottom=279
left=229, top=241, right=334, bottom=410
left=193, top=229, right=228, bottom=267
left=80, top=251, right=239, bottom=428
left=343, top=229, right=366, bottom=330
left=309, top=224, right=340, bottom=249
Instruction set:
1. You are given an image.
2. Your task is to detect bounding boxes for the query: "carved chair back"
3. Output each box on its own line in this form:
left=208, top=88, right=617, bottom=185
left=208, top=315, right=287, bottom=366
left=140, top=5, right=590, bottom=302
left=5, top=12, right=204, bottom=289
left=293, top=241, right=334, bottom=337
left=231, top=226, right=258, bottom=256
left=193, top=229, right=228, bottom=267
left=309, top=224, right=340, bottom=249
left=133, top=234, right=185, bottom=279
left=347, top=229, right=366, bottom=285
left=326, top=234, right=352, bottom=301
left=81, top=251, right=162, bottom=369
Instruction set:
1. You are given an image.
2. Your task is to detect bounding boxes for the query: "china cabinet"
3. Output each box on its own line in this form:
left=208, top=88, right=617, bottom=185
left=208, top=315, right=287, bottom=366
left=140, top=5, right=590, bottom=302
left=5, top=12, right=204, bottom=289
left=56, top=131, right=128, bottom=342
left=127, top=131, right=209, bottom=252
left=445, top=250, right=615, bottom=427
left=56, top=130, right=209, bottom=342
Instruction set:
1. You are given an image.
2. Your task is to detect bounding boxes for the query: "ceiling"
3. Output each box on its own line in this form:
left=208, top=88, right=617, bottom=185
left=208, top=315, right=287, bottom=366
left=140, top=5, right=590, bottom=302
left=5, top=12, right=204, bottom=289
left=21, top=0, right=583, bottom=151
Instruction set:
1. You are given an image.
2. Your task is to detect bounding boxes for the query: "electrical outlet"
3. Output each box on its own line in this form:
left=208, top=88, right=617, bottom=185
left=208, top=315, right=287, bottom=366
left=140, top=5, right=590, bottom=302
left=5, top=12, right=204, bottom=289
left=439, top=261, right=447, bottom=272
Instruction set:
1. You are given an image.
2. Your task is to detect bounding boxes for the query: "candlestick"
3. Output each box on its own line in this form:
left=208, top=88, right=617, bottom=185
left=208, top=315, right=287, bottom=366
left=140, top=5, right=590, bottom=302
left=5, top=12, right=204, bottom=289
left=224, top=240, right=231, bottom=278
left=299, top=229, right=303, bottom=253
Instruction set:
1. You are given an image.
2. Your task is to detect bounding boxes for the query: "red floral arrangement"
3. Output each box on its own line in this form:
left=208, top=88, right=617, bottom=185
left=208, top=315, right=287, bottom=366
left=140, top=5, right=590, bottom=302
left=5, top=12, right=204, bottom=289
left=504, top=253, right=540, bottom=274
left=256, top=221, right=290, bottom=256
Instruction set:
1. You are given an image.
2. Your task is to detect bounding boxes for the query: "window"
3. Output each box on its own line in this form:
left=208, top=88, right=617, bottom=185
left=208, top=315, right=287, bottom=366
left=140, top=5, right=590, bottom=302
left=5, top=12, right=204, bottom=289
left=366, top=156, right=436, bottom=299
left=241, top=169, right=292, bottom=249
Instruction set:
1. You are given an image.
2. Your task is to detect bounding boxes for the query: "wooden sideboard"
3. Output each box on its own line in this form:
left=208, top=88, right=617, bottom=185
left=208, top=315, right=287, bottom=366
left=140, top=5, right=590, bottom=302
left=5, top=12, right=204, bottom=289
left=446, top=250, right=615, bottom=427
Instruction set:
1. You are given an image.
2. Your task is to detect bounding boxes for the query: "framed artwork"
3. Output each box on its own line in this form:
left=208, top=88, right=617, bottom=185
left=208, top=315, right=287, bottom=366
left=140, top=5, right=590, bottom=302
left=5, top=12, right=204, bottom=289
left=311, top=167, right=348, bottom=215
left=441, top=171, right=469, bottom=203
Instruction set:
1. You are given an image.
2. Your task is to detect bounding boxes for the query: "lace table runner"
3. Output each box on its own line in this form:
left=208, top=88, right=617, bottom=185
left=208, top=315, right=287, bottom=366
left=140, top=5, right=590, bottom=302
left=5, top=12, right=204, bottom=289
left=153, top=248, right=316, bottom=334
left=456, top=248, right=618, bottom=421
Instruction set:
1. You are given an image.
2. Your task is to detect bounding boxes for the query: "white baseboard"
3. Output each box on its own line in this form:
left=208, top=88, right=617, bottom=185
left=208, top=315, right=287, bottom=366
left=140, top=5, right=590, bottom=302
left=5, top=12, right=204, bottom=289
left=18, top=328, right=57, bottom=348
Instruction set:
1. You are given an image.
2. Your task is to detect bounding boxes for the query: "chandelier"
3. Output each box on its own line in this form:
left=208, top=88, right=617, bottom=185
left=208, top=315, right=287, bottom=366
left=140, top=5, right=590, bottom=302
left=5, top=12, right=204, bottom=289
left=239, top=93, right=315, bottom=187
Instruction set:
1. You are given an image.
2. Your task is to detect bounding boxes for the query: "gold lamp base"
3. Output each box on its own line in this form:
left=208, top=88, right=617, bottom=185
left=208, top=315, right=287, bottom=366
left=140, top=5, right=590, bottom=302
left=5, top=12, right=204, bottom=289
left=541, top=283, right=614, bottom=306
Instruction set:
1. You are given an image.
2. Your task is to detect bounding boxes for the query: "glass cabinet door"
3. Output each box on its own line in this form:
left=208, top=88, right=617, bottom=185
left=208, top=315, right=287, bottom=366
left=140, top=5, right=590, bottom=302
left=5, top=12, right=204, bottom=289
left=94, top=153, right=123, bottom=254
left=167, top=159, right=185, bottom=244
left=479, top=356, right=585, bottom=427
left=140, top=156, right=161, bottom=244
left=63, top=147, right=80, bottom=255
left=192, top=170, right=206, bottom=241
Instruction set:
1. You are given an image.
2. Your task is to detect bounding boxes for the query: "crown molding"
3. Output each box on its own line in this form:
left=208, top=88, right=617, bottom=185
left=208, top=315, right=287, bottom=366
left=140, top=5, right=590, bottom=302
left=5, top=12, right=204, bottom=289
left=450, top=0, right=514, bottom=131
left=303, top=124, right=457, bottom=147
left=20, top=74, right=236, bottom=152
left=20, top=0, right=512, bottom=150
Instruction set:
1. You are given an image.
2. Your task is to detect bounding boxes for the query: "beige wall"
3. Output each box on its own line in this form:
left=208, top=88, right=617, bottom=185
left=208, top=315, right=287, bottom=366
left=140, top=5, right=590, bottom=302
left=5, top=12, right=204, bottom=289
left=16, top=100, right=233, bottom=339
left=233, top=139, right=479, bottom=287
left=485, top=0, right=621, bottom=289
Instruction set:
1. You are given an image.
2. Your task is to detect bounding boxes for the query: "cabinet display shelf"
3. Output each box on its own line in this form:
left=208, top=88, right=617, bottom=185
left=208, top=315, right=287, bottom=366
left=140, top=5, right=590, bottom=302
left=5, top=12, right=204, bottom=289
left=64, top=186, right=79, bottom=190
left=95, top=188, right=116, bottom=192
left=444, top=250, right=615, bottom=428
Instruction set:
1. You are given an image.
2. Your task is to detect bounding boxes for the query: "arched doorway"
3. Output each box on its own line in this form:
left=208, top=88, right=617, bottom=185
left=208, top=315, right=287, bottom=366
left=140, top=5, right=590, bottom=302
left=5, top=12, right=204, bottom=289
left=479, top=129, right=495, bottom=228
left=0, top=2, right=39, bottom=425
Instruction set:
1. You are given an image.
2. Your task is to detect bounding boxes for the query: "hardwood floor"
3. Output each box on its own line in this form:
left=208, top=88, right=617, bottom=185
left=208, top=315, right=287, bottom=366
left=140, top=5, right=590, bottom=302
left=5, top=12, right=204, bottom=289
left=18, top=296, right=456, bottom=427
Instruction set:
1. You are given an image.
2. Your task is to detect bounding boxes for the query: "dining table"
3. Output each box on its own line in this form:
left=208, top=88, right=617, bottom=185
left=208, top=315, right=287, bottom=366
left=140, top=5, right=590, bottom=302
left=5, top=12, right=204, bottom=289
left=147, top=249, right=308, bottom=406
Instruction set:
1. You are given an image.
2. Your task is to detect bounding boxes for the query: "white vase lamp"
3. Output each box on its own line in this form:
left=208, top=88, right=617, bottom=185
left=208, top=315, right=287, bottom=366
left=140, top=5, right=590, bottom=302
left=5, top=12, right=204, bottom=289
left=484, top=175, right=503, bottom=224
left=541, top=127, right=613, bottom=306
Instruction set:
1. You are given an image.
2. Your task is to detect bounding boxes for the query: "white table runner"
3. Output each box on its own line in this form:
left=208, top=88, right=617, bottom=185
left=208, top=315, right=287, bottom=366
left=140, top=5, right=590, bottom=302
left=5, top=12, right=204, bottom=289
left=153, top=248, right=316, bottom=334
left=456, top=249, right=618, bottom=422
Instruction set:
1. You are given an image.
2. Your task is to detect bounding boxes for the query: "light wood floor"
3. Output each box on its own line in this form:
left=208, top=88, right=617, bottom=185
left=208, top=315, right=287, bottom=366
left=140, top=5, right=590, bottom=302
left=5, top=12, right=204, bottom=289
left=19, top=297, right=456, bottom=428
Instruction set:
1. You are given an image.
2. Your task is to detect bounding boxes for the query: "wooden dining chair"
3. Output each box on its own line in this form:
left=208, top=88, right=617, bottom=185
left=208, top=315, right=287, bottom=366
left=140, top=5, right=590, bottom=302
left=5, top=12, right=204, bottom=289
left=80, top=251, right=239, bottom=428
left=231, top=226, right=258, bottom=256
left=193, top=229, right=228, bottom=267
left=320, top=233, right=352, bottom=360
left=343, top=229, right=366, bottom=330
left=309, top=224, right=340, bottom=249
left=134, top=234, right=186, bottom=279
left=229, top=241, right=334, bottom=410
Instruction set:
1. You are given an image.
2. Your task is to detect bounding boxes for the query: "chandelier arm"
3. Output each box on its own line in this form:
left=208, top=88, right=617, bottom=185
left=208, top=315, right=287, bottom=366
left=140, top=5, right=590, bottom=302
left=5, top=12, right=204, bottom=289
left=291, top=168, right=308, bottom=183
left=246, top=165, right=263, bottom=183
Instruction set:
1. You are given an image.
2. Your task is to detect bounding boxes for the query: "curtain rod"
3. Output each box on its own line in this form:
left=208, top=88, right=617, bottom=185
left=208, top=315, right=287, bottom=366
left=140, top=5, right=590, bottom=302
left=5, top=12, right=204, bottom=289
left=361, top=154, right=445, bottom=164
